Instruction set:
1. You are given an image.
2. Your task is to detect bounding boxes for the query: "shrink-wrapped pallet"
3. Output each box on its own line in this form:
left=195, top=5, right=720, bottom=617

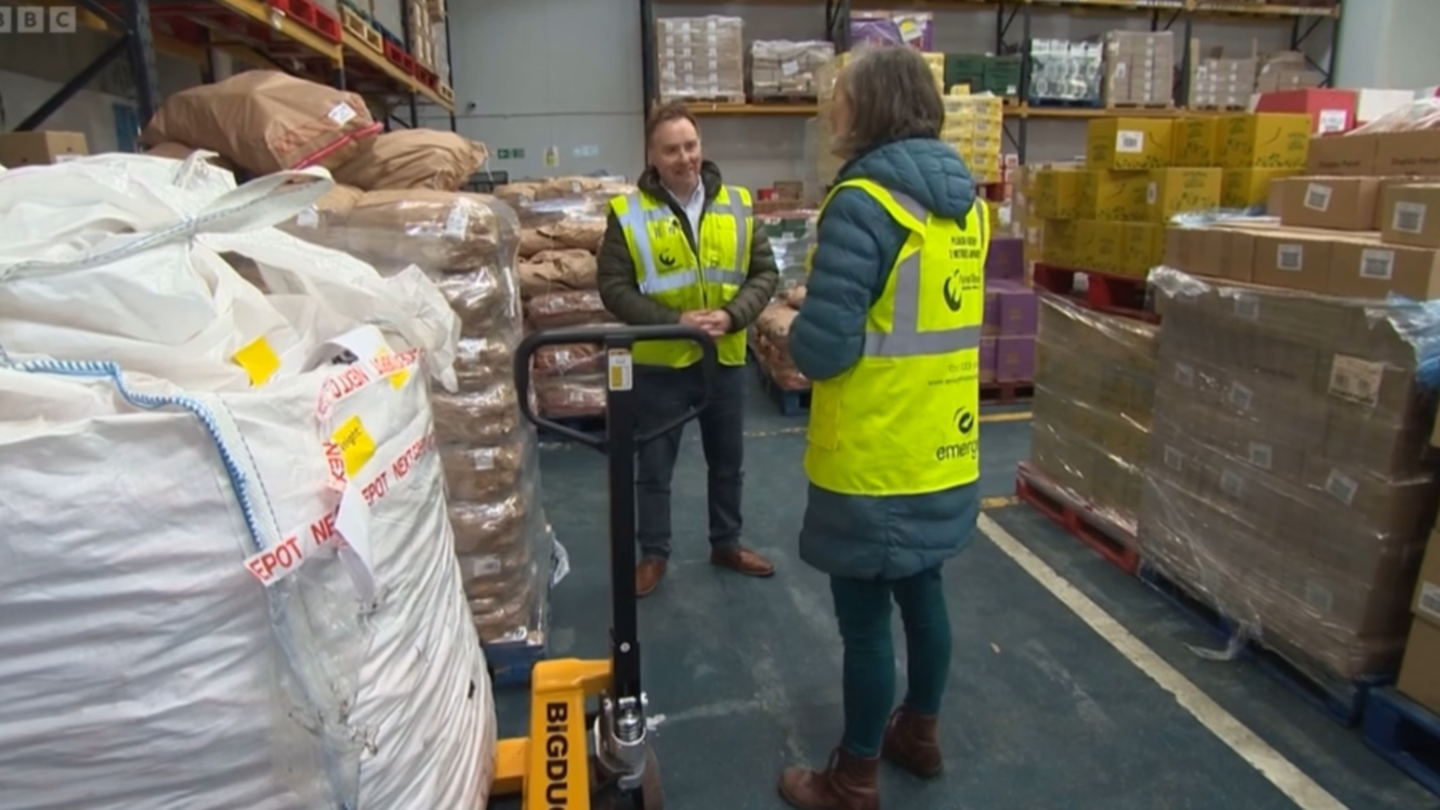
left=287, top=187, right=555, bottom=647
left=0, top=155, right=494, bottom=809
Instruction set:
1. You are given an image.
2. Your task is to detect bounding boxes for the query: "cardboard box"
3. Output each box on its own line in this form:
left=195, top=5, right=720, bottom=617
left=1277, top=176, right=1383, bottom=231
left=1074, top=220, right=1127, bottom=272
left=1254, top=88, right=1356, bottom=135
left=1033, top=166, right=1081, bottom=220
left=1086, top=118, right=1174, bottom=171
left=1172, top=117, right=1218, bottom=168
left=1398, top=620, right=1440, bottom=716
left=1306, top=133, right=1381, bottom=176
left=1222, top=168, right=1301, bottom=210
left=997, top=335, right=1036, bottom=382
left=1147, top=168, right=1222, bottom=223
left=1251, top=230, right=1333, bottom=293
left=1328, top=240, right=1440, bottom=300
left=1380, top=183, right=1440, bottom=250
left=1217, top=113, right=1312, bottom=169
left=0, top=131, right=88, bottom=166
left=1079, top=170, right=1150, bottom=221
left=1123, top=222, right=1165, bottom=276
left=1376, top=130, right=1440, bottom=176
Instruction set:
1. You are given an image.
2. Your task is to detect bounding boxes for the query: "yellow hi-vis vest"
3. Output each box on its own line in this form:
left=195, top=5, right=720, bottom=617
left=805, top=178, right=989, bottom=496
left=609, top=185, right=754, bottom=368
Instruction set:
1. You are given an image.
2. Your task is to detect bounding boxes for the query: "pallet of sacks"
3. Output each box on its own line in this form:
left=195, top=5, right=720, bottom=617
left=495, top=176, right=636, bottom=422
left=282, top=185, right=554, bottom=652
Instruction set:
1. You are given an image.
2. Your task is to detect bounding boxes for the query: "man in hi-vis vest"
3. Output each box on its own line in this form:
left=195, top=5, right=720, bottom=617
left=597, top=101, right=780, bottom=598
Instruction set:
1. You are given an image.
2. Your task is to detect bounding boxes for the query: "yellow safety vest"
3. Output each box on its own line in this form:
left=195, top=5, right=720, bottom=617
left=805, top=178, right=989, bottom=496
left=610, top=185, right=754, bottom=367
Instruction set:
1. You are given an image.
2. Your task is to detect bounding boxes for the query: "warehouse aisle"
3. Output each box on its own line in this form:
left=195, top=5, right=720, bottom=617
left=490, top=369, right=1438, bottom=810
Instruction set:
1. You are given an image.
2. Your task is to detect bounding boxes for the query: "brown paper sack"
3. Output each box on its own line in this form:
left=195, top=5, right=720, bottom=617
left=141, top=70, right=380, bottom=175
left=333, top=129, right=489, bottom=192
left=342, top=190, right=518, bottom=273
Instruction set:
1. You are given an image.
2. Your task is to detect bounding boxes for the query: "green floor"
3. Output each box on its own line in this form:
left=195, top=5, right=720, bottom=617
left=488, top=363, right=1439, bottom=810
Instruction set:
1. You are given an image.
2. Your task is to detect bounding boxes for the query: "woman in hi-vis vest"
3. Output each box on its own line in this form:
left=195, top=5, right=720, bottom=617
left=779, top=46, right=988, bottom=810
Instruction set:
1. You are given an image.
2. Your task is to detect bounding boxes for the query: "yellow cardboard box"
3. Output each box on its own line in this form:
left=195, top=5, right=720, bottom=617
left=1217, top=113, right=1312, bottom=169
left=1086, top=117, right=1175, bottom=171
left=1147, top=168, right=1222, bottom=223
left=1122, top=222, right=1165, bottom=276
left=1221, top=168, right=1302, bottom=210
left=1079, top=170, right=1151, bottom=221
left=1033, top=166, right=1081, bottom=220
left=1172, top=117, right=1218, bottom=167
left=1073, top=220, right=1127, bottom=273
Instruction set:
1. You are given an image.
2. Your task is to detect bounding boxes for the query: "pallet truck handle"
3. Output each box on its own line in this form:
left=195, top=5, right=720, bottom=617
left=512, top=324, right=718, bottom=450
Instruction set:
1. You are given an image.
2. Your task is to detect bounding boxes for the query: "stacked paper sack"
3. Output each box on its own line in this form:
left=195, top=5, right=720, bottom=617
left=495, top=176, right=637, bottom=420
left=0, top=154, right=497, bottom=808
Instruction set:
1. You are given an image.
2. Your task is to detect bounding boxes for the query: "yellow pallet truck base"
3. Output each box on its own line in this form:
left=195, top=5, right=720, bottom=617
left=490, top=324, right=718, bottom=810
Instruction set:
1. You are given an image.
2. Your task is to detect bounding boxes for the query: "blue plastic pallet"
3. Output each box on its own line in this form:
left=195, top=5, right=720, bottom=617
left=483, top=582, right=552, bottom=688
left=1363, top=688, right=1440, bottom=799
left=1138, top=563, right=1390, bottom=727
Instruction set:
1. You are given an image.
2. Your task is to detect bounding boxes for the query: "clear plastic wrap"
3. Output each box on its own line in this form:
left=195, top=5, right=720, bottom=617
left=525, top=289, right=610, bottom=330
left=1027, top=38, right=1103, bottom=105
left=750, top=39, right=835, bottom=99
left=1351, top=96, right=1440, bottom=135
left=493, top=176, right=634, bottom=229
left=752, top=301, right=809, bottom=390
left=519, top=248, right=599, bottom=299
left=655, top=16, right=746, bottom=102
left=1029, top=294, right=1160, bottom=535
left=1139, top=266, right=1440, bottom=683
left=288, top=189, right=553, bottom=647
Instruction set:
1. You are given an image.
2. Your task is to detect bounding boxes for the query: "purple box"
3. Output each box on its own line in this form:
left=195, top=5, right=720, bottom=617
left=985, top=236, right=1025, bottom=282
left=997, top=336, right=1035, bottom=383
left=980, top=337, right=997, bottom=384
left=982, top=289, right=1000, bottom=335
left=850, top=12, right=933, bottom=51
left=997, top=286, right=1038, bottom=337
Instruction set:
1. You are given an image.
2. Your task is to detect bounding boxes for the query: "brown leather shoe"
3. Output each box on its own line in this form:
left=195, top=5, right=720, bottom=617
left=710, top=545, right=776, bottom=577
left=882, top=707, right=943, bottom=779
left=636, top=558, right=667, bottom=598
left=779, top=747, right=880, bottom=810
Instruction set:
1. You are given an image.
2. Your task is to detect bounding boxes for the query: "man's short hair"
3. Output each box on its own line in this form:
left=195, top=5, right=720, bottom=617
left=645, top=101, right=700, bottom=149
left=836, top=46, right=945, bottom=158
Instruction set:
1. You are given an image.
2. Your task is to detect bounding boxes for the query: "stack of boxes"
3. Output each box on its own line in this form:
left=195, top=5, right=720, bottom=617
left=750, top=40, right=835, bottom=100
left=1030, top=112, right=1312, bottom=280
left=407, top=0, right=436, bottom=74
left=1102, top=31, right=1176, bottom=108
left=1028, top=39, right=1104, bottom=106
left=1190, top=53, right=1258, bottom=110
left=1029, top=295, right=1160, bottom=532
left=981, top=238, right=1036, bottom=386
left=849, top=10, right=933, bottom=51
left=1140, top=267, right=1440, bottom=684
left=1398, top=433, right=1440, bottom=715
left=943, top=54, right=1023, bottom=98
left=655, top=16, right=746, bottom=103
left=941, top=93, right=1005, bottom=185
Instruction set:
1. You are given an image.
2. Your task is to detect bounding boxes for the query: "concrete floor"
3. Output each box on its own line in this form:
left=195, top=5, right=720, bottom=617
left=489, top=365, right=1440, bottom=810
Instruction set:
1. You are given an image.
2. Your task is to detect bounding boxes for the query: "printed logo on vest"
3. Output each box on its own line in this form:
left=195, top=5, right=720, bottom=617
left=954, top=407, right=976, bottom=435
left=936, top=406, right=979, bottom=463
left=659, top=251, right=677, bottom=267
left=942, top=269, right=966, bottom=312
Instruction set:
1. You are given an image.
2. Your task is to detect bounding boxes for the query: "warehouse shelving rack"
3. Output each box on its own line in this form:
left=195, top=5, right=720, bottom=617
left=9, top=0, right=457, bottom=141
left=638, top=0, right=1341, bottom=162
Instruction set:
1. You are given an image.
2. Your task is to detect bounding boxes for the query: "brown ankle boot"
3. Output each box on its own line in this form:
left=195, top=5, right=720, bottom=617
left=881, top=707, right=942, bottom=779
left=778, top=747, right=880, bottom=810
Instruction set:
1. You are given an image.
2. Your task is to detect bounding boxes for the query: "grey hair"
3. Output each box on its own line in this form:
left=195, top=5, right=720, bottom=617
left=835, top=46, right=945, bottom=160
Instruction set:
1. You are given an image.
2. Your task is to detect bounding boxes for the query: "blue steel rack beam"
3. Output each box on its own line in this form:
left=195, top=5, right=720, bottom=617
left=12, top=0, right=161, bottom=133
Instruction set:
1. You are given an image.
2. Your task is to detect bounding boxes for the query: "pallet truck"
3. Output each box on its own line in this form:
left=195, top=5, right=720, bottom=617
left=491, top=323, right=718, bottom=810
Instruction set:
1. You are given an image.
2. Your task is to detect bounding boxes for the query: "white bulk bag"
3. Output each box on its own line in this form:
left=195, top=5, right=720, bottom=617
left=0, top=154, right=494, bottom=810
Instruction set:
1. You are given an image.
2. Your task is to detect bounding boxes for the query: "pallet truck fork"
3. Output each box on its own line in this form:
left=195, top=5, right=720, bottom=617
left=491, top=324, right=718, bottom=810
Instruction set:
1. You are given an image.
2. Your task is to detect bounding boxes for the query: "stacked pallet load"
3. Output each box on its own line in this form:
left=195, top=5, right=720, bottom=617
left=407, top=0, right=438, bottom=79
left=750, top=40, right=834, bottom=101
left=1025, top=295, right=1160, bottom=541
left=656, top=15, right=745, bottom=103
left=1142, top=99, right=1440, bottom=708
left=942, top=53, right=1023, bottom=99
left=941, top=91, right=1004, bottom=185
left=1028, top=111, right=1311, bottom=312
left=1101, top=30, right=1175, bottom=108
left=495, top=176, right=636, bottom=422
left=1027, top=38, right=1103, bottom=106
left=981, top=237, right=1036, bottom=390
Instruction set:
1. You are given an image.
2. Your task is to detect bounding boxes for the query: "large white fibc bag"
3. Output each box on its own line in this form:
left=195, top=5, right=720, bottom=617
left=0, top=154, right=495, bottom=810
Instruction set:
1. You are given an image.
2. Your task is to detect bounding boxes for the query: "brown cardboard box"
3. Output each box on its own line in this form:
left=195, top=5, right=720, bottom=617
left=1328, top=239, right=1440, bottom=300
left=1380, top=183, right=1440, bottom=249
left=1306, top=133, right=1381, bottom=176
left=1415, top=530, right=1440, bottom=624
left=1276, top=176, right=1383, bottom=231
left=1148, top=168, right=1222, bottom=223
left=1375, top=130, right=1440, bottom=177
left=1218, top=113, right=1311, bottom=169
left=0, top=131, right=87, bottom=166
left=1251, top=230, right=1333, bottom=293
left=1398, top=620, right=1440, bottom=715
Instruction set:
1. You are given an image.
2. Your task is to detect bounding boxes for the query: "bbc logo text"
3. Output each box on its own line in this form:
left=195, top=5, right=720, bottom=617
left=0, top=7, right=79, bottom=34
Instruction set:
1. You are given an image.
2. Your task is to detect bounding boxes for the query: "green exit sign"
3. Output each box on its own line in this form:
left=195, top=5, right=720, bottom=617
left=497, top=148, right=511, bottom=159
left=495, top=148, right=527, bottom=160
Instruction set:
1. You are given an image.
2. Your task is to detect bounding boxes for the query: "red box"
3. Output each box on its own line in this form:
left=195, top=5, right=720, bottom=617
left=1255, top=89, right=1357, bottom=135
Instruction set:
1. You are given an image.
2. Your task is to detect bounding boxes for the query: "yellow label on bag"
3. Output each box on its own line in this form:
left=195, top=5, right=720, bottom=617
left=330, top=415, right=376, bottom=477
left=234, top=336, right=281, bottom=386
left=374, top=346, right=410, bottom=389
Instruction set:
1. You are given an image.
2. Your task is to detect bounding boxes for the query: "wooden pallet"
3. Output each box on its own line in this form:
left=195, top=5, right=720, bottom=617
left=439, top=83, right=455, bottom=104
left=1032, top=263, right=1160, bottom=323
left=666, top=94, right=747, bottom=105
left=1363, top=688, right=1440, bottom=799
left=1105, top=101, right=1177, bottom=110
left=1014, top=461, right=1140, bottom=575
left=981, top=380, right=1033, bottom=404
left=1138, top=562, right=1391, bottom=727
left=751, top=93, right=819, bottom=104
left=340, top=6, right=382, bottom=53
left=1027, top=98, right=1103, bottom=109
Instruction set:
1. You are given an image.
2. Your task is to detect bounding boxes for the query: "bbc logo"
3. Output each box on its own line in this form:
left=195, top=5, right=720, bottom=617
left=0, top=7, right=79, bottom=33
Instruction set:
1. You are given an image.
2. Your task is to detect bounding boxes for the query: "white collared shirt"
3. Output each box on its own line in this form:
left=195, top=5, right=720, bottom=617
left=664, top=179, right=706, bottom=243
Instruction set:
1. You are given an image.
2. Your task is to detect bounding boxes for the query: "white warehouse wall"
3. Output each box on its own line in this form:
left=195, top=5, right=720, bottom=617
left=1335, top=0, right=1440, bottom=90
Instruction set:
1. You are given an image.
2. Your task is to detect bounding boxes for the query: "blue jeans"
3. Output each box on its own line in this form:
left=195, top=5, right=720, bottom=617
left=635, top=362, right=746, bottom=560
left=830, top=566, right=953, bottom=758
